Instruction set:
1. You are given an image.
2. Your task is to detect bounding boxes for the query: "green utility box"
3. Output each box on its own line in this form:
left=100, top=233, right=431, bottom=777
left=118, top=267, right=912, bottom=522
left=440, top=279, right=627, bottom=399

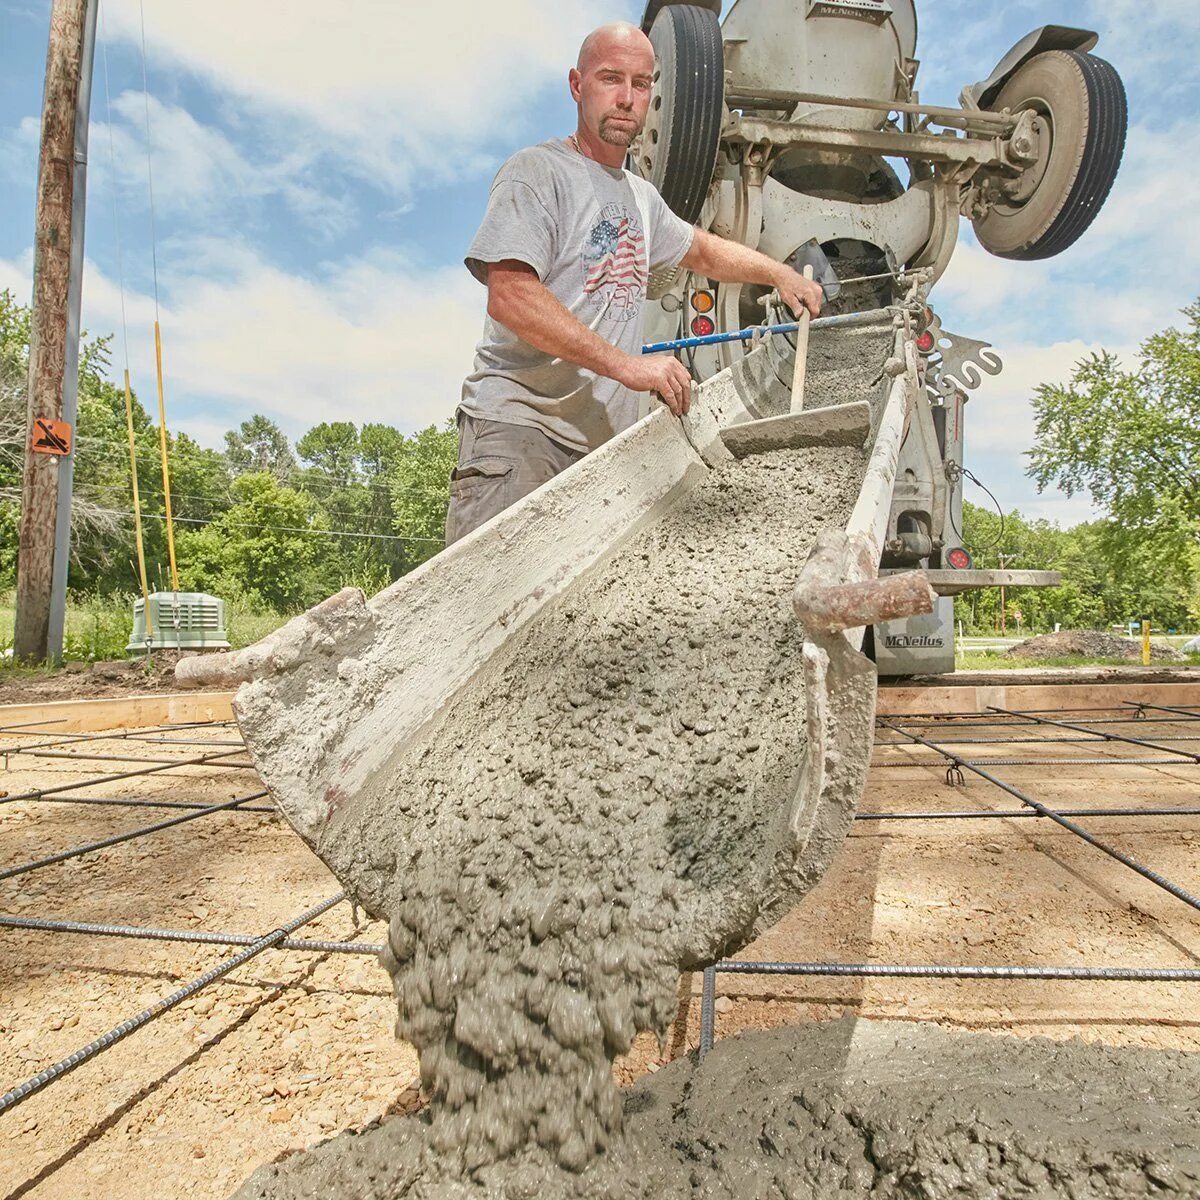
left=126, top=591, right=231, bottom=654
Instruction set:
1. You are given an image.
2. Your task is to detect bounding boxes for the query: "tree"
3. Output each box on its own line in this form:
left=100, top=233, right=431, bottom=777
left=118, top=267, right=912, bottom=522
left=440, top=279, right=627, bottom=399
left=1027, top=300, right=1200, bottom=539
left=224, top=414, right=296, bottom=479
left=296, top=421, right=360, bottom=488
left=388, top=420, right=457, bottom=574
left=178, top=472, right=334, bottom=611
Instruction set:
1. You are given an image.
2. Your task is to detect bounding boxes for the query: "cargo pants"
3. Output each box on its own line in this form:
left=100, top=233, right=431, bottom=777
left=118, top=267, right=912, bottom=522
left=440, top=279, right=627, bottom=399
left=444, top=411, right=587, bottom=546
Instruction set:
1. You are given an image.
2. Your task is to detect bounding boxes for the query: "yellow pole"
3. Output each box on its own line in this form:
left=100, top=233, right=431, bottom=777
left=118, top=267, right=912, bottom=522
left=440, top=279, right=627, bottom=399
left=153, top=319, right=179, bottom=592
left=1142, top=619, right=1151, bottom=666
left=122, top=368, right=152, bottom=636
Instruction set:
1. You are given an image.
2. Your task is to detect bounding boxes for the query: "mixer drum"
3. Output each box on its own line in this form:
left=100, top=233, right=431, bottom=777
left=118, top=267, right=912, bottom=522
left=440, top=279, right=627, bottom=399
left=972, top=49, right=1127, bottom=260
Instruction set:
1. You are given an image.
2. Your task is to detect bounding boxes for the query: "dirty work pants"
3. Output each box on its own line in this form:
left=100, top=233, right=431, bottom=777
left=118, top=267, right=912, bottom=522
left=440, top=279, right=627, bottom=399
left=444, top=412, right=586, bottom=546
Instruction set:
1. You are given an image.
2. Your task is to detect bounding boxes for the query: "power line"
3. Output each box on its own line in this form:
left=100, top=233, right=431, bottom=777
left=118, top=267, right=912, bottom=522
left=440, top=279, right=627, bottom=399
left=90, top=505, right=442, bottom=544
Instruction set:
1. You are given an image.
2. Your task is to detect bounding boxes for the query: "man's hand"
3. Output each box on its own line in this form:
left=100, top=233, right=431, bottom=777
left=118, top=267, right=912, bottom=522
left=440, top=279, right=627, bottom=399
left=774, top=267, right=824, bottom=320
left=616, top=352, right=693, bottom=416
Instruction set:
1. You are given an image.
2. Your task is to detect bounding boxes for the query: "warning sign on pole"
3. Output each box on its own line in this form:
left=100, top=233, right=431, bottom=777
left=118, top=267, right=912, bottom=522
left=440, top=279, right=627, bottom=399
left=31, top=417, right=72, bottom=456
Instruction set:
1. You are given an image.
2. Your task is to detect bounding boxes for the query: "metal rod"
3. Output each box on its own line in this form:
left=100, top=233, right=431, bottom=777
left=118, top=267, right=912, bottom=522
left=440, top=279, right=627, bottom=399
left=0, top=748, right=251, bottom=805
left=871, top=756, right=1200, bottom=769
left=699, top=965, right=717, bottom=1058
left=642, top=308, right=891, bottom=356
left=6, top=747, right=254, bottom=768
left=878, top=718, right=1200, bottom=914
left=0, top=913, right=380, bottom=955
left=723, top=86, right=1017, bottom=131
left=0, top=718, right=236, bottom=754
left=988, top=705, right=1200, bottom=764
left=0, top=791, right=269, bottom=881
left=875, top=732, right=1200, bottom=746
left=876, top=712, right=1200, bottom=730
left=17, top=793, right=274, bottom=813
left=0, top=893, right=345, bottom=1116
left=1128, top=702, right=1200, bottom=720
left=856, top=806, right=1200, bottom=822
left=709, top=961, right=1200, bottom=982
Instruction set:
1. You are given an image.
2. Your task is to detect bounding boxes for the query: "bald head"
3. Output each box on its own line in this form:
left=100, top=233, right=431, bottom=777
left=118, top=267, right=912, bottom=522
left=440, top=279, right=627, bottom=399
left=569, top=21, right=656, bottom=163
left=577, top=21, right=654, bottom=73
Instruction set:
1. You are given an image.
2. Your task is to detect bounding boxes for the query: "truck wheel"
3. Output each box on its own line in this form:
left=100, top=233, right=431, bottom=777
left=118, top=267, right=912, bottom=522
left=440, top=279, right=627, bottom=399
left=972, top=50, right=1126, bottom=261
left=635, top=4, right=724, bottom=225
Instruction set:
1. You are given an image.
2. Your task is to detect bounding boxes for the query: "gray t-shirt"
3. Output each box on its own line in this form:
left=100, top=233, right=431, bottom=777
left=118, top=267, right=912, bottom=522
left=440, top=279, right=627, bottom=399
left=460, top=138, right=695, bottom=453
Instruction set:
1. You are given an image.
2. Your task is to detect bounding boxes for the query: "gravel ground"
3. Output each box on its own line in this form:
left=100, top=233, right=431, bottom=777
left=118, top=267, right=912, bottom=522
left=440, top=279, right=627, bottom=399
left=1, top=701, right=1198, bottom=1197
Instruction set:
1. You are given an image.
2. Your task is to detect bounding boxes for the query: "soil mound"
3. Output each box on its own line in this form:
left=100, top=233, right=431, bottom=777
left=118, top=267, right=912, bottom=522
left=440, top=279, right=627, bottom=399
left=234, top=1018, right=1200, bottom=1199
left=1007, top=629, right=1184, bottom=662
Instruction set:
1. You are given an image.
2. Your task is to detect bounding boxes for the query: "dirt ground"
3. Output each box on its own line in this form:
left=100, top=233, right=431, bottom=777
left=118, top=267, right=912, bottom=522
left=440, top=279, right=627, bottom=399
left=0, top=653, right=196, bottom=706
left=1, top=693, right=1198, bottom=1198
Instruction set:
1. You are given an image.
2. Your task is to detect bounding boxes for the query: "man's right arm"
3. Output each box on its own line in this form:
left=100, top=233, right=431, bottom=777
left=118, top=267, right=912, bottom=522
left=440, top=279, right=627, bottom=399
left=487, top=260, right=694, bottom=416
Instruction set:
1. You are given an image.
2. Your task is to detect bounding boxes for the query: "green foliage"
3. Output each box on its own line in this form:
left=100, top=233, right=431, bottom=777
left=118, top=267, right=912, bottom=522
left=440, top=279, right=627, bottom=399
left=0, top=292, right=461, bottom=654
left=388, top=420, right=457, bottom=574
left=224, top=414, right=297, bottom=478
left=954, top=500, right=1199, bottom=633
left=1028, top=300, right=1200, bottom=537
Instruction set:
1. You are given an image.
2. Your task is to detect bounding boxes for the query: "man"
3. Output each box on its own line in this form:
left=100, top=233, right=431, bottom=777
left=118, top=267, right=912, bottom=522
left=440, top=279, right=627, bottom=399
left=446, top=20, right=823, bottom=544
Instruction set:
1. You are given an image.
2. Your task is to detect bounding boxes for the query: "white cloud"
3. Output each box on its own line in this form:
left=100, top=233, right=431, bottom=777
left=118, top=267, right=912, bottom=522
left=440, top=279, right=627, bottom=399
left=99, top=0, right=635, bottom=194
left=89, top=92, right=354, bottom=235
left=2, top=244, right=487, bottom=446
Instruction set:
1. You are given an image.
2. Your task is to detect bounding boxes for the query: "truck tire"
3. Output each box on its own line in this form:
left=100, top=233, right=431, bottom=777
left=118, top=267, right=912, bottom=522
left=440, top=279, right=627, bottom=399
left=972, top=50, right=1126, bottom=261
left=635, top=4, right=724, bottom=226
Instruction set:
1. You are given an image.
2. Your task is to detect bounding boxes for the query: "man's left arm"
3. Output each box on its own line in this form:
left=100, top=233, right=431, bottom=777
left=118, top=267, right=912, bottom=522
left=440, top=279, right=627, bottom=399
left=680, top=227, right=823, bottom=319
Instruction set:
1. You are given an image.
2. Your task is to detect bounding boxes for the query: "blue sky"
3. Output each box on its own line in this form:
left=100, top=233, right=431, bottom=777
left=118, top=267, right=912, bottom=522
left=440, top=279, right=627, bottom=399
left=1, top=0, right=1197, bottom=527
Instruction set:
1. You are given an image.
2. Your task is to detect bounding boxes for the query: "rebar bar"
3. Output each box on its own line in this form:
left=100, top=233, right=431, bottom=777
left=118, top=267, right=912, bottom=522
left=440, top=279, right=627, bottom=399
left=0, top=748, right=251, bottom=805
left=699, top=965, right=717, bottom=1057
left=856, top=805, right=1200, bottom=821
left=0, top=791, right=270, bottom=882
left=16, top=793, right=274, bottom=813
left=709, top=961, right=1200, bottom=981
left=0, top=718, right=236, bottom=755
left=871, top=756, right=1200, bottom=769
left=6, top=747, right=254, bottom=768
left=0, top=894, right=345, bottom=1116
left=0, top=913, right=381, bottom=955
left=1128, top=702, right=1200, bottom=720
left=878, top=717, right=1200, bottom=914
left=988, top=705, right=1200, bottom=764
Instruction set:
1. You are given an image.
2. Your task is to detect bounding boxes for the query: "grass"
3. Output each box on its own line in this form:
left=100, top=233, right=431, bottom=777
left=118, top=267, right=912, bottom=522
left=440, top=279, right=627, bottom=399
left=0, top=589, right=290, bottom=667
left=954, top=650, right=1200, bottom=672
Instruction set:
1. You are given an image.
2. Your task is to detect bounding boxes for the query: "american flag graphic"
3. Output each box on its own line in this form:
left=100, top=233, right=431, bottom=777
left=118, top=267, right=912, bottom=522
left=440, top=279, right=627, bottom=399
left=582, top=205, right=646, bottom=321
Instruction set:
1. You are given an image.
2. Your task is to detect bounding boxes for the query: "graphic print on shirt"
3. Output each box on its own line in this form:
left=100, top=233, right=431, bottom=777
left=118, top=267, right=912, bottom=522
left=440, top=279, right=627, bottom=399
left=581, top=202, right=647, bottom=322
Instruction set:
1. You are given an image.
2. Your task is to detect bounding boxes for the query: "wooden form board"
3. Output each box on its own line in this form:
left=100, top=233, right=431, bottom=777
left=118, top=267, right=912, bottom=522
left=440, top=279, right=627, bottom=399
left=0, top=691, right=236, bottom=734
left=877, top=680, right=1200, bottom=717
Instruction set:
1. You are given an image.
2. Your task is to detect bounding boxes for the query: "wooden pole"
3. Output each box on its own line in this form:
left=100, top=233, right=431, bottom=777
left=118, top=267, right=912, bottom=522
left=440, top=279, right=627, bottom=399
left=13, top=0, right=89, bottom=663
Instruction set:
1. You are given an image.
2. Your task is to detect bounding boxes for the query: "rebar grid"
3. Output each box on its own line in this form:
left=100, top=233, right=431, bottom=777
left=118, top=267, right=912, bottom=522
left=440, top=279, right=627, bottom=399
left=699, top=701, right=1200, bottom=1055
left=3, top=704, right=1199, bottom=1102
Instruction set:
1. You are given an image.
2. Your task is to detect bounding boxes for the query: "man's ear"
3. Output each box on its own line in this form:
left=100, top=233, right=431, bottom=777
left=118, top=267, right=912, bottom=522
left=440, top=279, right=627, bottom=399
left=568, top=67, right=582, bottom=103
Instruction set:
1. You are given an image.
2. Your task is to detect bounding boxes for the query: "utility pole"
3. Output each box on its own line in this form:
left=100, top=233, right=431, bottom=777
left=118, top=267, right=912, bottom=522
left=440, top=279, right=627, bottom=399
left=14, top=0, right=95, bottom=663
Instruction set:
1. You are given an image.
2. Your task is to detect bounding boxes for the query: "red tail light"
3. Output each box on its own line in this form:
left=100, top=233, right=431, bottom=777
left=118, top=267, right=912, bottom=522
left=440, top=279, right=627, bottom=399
left=691, top=315, right=715, bottom=337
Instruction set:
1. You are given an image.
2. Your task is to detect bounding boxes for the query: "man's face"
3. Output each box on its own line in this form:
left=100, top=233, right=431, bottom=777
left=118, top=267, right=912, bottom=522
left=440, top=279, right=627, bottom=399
left=570, top=40, right=655, bottom=148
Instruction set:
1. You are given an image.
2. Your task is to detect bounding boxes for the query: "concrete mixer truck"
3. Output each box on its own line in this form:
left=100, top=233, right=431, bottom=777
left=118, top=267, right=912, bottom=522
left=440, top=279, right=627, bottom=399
left=634, top=0, right=1125, bottom=674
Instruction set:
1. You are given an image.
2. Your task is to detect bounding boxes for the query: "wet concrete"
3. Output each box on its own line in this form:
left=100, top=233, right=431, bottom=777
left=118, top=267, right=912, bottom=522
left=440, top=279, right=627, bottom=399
left=235, top=1017, right=1200, bottom=1198
left=231, top=329, right=925, bottom=1195
left=314, top=441, right=865, bottom=1184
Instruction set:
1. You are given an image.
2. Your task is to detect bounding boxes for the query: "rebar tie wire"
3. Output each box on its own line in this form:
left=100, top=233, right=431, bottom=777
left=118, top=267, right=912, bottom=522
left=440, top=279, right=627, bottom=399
left=0, top=894, right=346, bottom=1117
